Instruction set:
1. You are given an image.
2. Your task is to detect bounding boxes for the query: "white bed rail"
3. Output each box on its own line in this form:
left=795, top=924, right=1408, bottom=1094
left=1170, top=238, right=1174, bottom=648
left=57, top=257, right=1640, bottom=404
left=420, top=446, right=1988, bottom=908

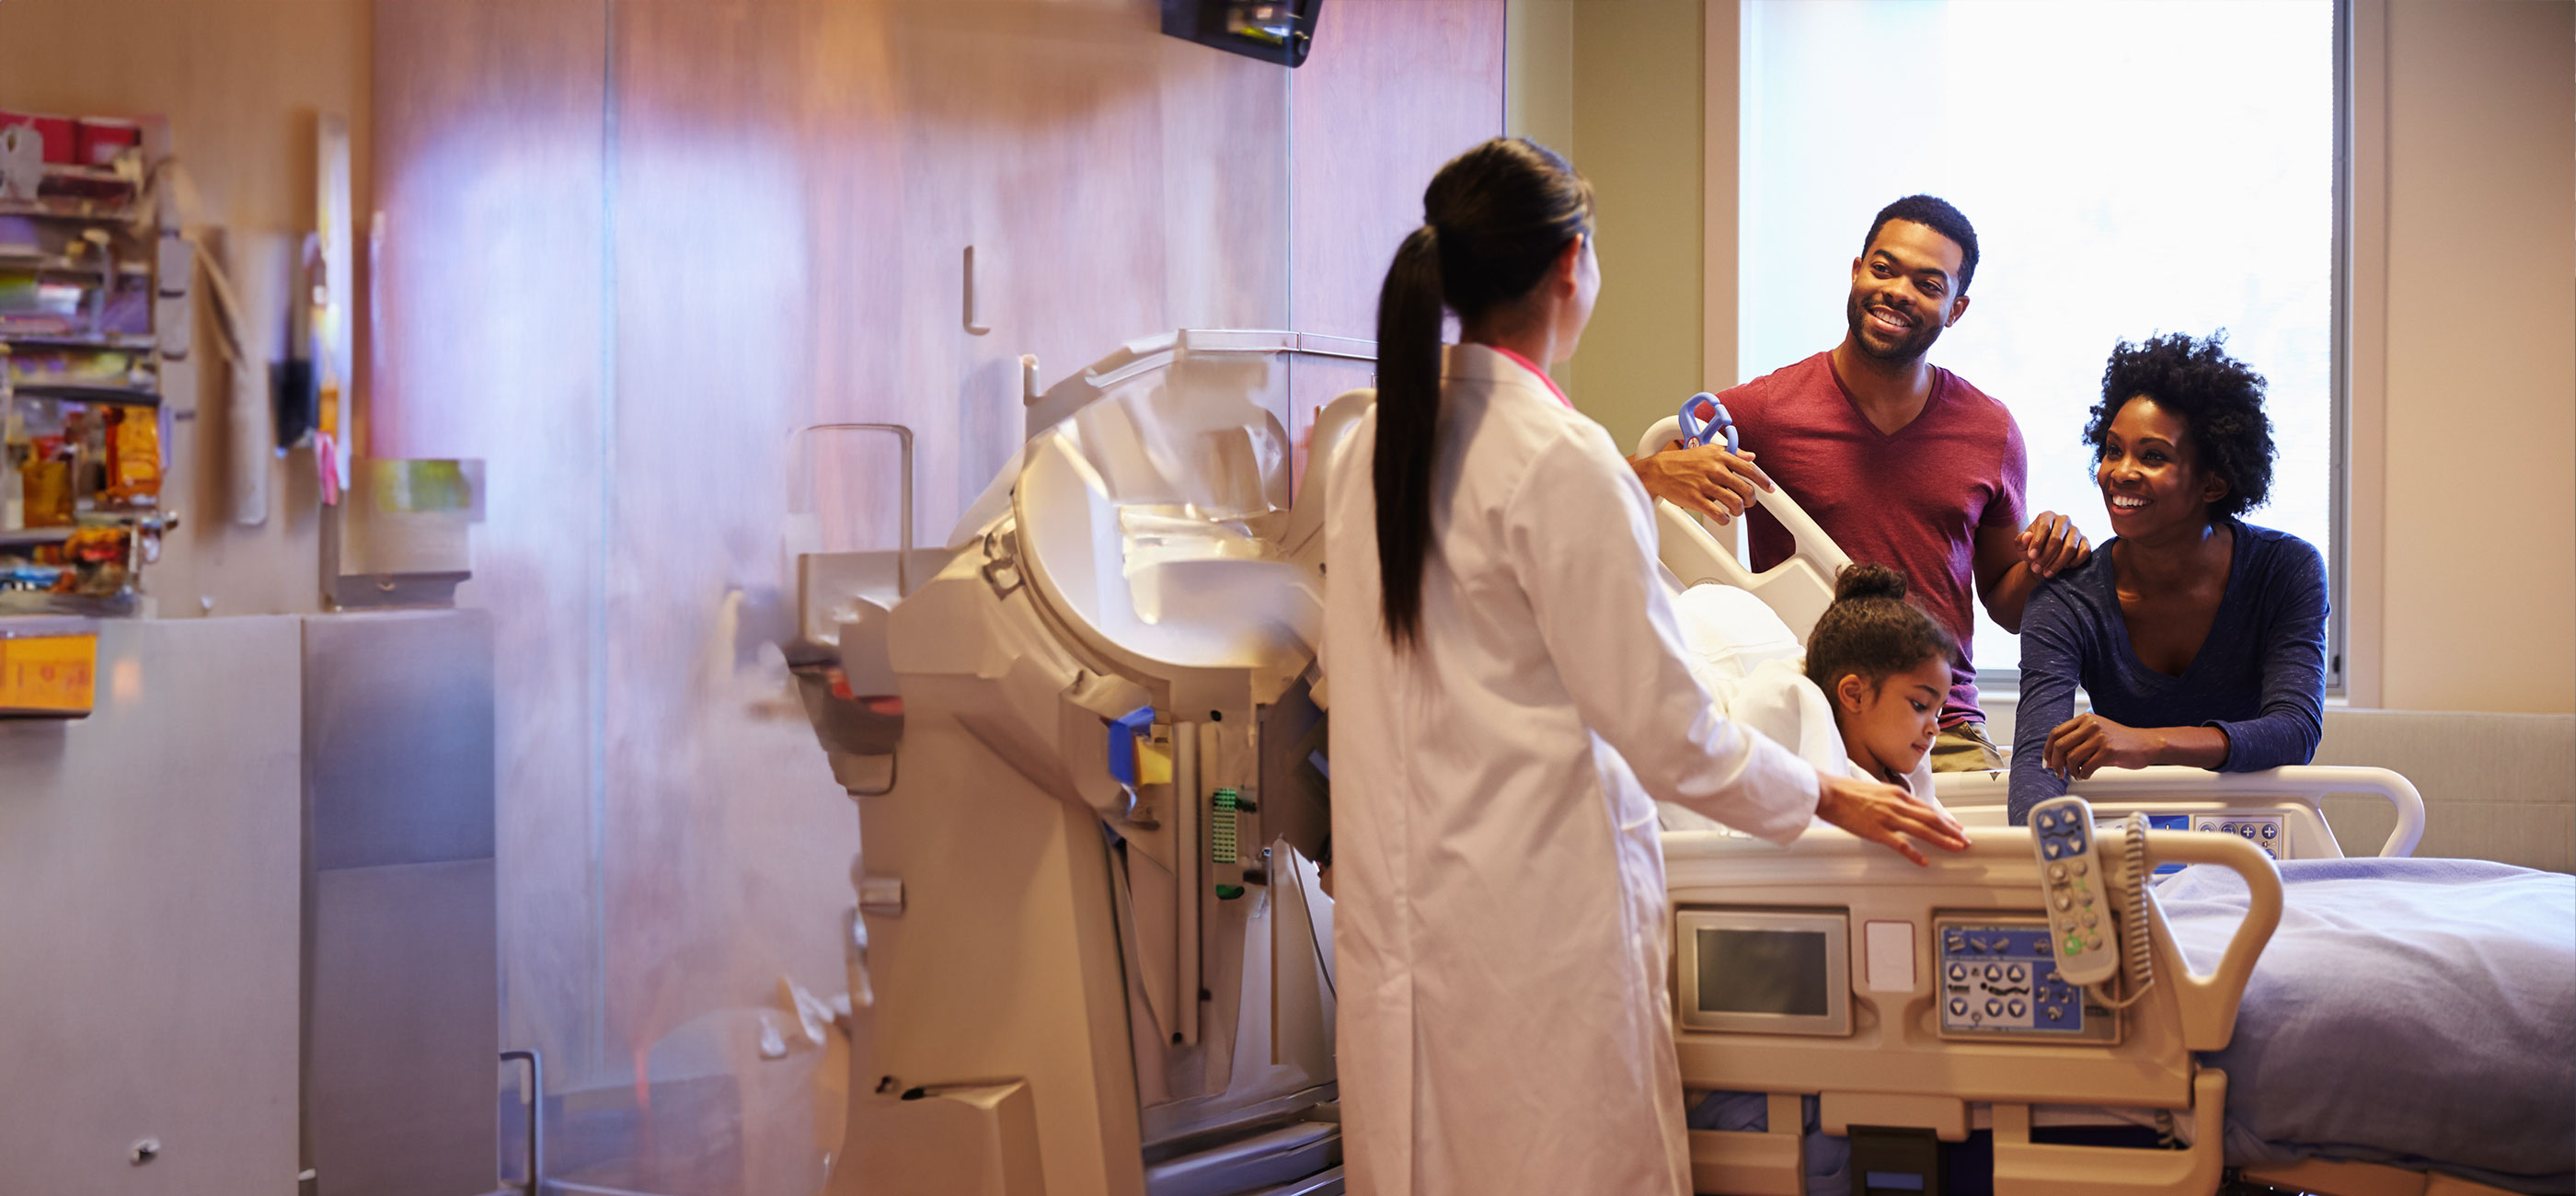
left=1634, top=414, right=1850, bottom=641
left=1934, top=765, right=2428, bottom=860
left=1987, top=829, right=2281, bottom=1195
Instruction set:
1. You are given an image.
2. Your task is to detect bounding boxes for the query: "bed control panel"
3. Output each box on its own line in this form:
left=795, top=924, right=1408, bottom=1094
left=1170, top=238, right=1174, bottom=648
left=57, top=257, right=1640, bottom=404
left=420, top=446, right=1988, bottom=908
left=1933, top=916, right=2119, bottom=1043
left=2194, top=812, right=2285, bottom=859
left=2143, top=811, right=2288, bottom=876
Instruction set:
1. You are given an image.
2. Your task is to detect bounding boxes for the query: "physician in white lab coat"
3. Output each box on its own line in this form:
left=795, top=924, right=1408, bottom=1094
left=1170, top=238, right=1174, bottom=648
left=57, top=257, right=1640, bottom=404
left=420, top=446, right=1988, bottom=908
left=1321, top=138, right=1968, bottom=1196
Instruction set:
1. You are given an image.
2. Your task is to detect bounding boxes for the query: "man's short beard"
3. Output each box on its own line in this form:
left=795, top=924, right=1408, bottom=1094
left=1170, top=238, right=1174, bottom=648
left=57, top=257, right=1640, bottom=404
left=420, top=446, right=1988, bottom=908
left=1846, top=291, right=1943, bottom=362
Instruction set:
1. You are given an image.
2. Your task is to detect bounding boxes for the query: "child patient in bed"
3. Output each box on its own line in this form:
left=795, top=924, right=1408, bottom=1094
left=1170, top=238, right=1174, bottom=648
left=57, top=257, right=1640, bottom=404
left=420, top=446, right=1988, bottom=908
left=1791, top=562, right=1959, bottom=809
left=1662, top=562, right=1954, bottom=830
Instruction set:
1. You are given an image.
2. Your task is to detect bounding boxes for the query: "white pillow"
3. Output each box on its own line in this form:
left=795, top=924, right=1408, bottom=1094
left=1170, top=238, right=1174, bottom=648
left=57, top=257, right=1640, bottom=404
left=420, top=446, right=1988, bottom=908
left=1660, top=587, right=1821, bottom=835
left=1670, top=582, right=1804, bottom=684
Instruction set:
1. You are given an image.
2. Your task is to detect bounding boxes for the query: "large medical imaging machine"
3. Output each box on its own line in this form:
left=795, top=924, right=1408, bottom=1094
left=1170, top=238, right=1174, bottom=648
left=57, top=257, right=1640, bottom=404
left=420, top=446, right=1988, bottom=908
left=787, top=332, right=1348, bottom=1196
left=783, top=335, right=2572, bottom=1196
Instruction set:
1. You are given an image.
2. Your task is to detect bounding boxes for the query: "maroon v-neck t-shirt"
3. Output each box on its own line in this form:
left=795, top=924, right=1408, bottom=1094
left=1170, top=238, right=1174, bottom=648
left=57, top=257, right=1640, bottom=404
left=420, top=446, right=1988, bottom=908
left=1721, top=351, right=2028, bottom=725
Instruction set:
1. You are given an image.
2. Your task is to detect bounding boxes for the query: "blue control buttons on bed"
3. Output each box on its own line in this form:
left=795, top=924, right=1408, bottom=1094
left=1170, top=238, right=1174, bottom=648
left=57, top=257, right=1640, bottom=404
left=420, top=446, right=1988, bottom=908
left=1935, top=917, right=2121, bottom=1043
left=2192, top=812, right=2288, bottom=861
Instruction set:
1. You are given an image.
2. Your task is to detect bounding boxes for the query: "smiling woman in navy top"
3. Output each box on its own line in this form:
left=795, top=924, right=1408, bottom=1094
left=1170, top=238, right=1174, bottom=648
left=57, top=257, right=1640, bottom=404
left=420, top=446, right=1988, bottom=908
left=2008, top=332, right=2328, bottom=822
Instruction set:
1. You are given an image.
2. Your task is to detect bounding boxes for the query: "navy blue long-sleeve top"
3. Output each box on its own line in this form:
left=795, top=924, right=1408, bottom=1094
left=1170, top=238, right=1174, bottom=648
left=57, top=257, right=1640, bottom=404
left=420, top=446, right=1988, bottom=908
left=2009, top=521, right=2329, bottom=822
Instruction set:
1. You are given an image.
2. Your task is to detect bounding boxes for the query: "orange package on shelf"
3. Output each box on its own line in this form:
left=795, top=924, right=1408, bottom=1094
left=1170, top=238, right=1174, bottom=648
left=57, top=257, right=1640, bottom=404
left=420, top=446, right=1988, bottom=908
left=104, top=408, right=158, bottom=506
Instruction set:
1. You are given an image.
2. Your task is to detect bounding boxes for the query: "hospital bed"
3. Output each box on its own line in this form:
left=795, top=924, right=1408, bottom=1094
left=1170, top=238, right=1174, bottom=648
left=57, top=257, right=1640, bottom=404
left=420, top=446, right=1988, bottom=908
left=774, top=352, right=2567, bottom=1196
left=1632, top=411, right=2572, bottom=1196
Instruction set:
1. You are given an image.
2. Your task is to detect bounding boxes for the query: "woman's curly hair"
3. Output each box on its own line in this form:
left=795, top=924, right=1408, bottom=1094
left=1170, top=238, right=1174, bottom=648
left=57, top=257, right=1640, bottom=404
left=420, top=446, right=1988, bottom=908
left=2087, top=331, right=2276, bottom=520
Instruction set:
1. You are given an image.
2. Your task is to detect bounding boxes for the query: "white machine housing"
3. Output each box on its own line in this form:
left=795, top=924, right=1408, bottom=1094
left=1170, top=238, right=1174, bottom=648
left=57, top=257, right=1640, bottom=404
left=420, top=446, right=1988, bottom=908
left=788, top=331, right=1356, bottom=1196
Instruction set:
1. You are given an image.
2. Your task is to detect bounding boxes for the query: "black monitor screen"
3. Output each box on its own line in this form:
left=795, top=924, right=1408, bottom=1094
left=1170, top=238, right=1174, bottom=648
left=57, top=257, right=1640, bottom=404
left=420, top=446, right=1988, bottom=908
left=1697, top=928, right=1830, bottom=1017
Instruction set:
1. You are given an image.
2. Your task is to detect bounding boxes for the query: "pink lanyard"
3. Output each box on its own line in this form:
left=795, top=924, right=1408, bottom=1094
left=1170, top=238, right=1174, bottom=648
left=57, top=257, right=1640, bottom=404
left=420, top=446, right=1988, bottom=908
left=1487, top=345, right=1573, bottom=408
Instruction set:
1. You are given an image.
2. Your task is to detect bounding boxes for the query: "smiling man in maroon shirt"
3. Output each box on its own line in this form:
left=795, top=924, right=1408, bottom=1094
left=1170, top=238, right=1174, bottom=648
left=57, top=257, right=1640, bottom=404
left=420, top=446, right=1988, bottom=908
left=1634, top=195, right=2090, bottom=770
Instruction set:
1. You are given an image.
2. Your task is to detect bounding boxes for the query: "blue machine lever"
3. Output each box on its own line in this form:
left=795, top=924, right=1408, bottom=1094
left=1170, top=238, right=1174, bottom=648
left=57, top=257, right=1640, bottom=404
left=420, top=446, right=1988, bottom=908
left=1678, top=391, right=1740, bottom=454
left=1108, top=706, right=1155, bottom=786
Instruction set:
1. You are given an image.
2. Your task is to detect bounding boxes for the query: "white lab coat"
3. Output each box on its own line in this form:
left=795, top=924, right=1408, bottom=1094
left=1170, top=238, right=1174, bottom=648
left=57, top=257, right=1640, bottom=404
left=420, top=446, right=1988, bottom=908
left=1320, top=344, right=1822, bottom=1196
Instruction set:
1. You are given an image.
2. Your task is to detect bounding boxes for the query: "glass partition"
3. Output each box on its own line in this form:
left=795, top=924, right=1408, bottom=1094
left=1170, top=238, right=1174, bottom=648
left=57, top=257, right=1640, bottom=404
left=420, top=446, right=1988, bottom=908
left=374, top=3, right=1294, bottom=1191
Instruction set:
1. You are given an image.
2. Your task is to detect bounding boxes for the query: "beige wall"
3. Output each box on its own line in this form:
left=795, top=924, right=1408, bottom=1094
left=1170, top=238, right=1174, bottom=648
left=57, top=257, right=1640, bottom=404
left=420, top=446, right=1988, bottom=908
left=1568, top=0, right=1707, bottom=444
left=1504, top=0, right=1576, bottom=171
left=2366, top=0, right=2575, bottom=713
left=0, top=0, right=373, bottom=618
left=1507, top=0, right=1708, bottom=437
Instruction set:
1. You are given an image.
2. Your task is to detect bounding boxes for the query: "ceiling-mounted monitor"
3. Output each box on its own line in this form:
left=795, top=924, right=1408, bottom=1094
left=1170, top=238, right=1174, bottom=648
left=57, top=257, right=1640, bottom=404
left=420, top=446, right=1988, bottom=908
left=1160, top=0, right=1320, bottom=68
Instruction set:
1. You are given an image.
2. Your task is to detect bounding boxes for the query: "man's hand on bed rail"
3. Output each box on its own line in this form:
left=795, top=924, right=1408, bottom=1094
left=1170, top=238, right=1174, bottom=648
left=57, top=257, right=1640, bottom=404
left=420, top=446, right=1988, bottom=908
left=1630, top=441, right=1775, bottom=525
left=1814, top=772, right=1972, bottom=866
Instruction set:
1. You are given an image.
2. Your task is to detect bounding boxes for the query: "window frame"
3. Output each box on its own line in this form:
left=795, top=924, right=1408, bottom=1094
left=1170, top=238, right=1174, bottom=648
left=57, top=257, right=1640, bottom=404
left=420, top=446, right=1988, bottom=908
left=1717, top=0, right=2353, bottom=700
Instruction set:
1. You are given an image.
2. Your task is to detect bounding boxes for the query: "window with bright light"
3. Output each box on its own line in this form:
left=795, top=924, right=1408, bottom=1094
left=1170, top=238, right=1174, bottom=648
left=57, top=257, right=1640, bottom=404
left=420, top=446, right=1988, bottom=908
left=1739, top=0, right=2340, bottom=688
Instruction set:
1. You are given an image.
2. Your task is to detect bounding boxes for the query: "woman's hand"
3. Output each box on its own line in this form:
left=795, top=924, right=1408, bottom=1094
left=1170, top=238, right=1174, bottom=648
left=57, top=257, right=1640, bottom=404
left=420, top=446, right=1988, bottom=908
left=1630, top=443, right=1774, bottom=525
left=1813, top=772, right=1971, bottom=866
left=2041, top=713, right=2163, bottom=779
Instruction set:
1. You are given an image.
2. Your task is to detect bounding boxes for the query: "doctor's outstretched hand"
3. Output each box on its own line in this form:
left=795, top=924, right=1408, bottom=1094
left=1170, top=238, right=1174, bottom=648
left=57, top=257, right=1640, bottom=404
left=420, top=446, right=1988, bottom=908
left=1813, top=773, right=1971, bottom=867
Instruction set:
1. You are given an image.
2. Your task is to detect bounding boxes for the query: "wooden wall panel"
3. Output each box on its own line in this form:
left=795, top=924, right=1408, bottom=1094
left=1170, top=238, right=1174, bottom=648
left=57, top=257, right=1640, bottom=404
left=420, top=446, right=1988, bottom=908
left=1291, top=0, right=1506, bottom=342
left=370, top=0, right=611, bottom=1117
left=1285, top=0, right=1507, bottom=460
left=600, top=6, right=885, bottom=1190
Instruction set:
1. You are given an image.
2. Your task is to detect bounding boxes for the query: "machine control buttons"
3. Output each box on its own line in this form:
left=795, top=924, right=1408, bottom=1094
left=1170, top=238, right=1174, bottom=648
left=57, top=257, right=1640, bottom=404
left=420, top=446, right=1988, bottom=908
left=1949, top=998, right=1968, bottom=1016
left=2007, top=964, right=2026, bottom=983
left=2048, top=863, right=2066, bottom=882
left=2262, top=823, right=2279, bottom=840
left=1984, top=964, right=2001, bottom=983
left=2008, top=999, right=2026, bottom=1018
left=2072, top=859, right=2088, bottom=877
left=1985, top=998, right=2002, bottom=1017
left=2082, top=913, right=2099, bottom=928
left=1948, top=963, right=1967, bottom=983
left=2054, top=893, right=2072, bottom=911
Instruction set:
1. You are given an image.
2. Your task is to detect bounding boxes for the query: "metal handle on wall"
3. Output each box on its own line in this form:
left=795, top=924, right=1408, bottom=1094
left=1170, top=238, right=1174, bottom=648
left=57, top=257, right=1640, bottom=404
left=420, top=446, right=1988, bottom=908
left=963, top=245, right=992, bottom=335
left=500, top=1049, right=543, bottom=1195
left=788, top=422, right=916, bottom=596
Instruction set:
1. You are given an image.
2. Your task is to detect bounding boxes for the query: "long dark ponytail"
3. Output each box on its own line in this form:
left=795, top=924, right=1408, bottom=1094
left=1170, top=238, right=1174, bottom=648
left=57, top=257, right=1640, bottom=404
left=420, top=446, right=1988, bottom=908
left=1374, top=137, right=1593, bottom=647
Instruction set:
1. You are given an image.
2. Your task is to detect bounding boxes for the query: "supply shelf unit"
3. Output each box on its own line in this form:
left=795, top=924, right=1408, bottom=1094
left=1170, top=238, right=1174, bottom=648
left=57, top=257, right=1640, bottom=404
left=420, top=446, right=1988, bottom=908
left=0, top=112, right=179, bottom=617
